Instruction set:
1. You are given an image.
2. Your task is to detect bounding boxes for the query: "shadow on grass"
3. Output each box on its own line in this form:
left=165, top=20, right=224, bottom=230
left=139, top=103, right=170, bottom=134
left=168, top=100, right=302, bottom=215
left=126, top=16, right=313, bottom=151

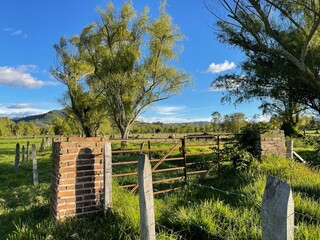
left=3, top=208, right=140, bottom=240
left=296, top=149, right=320, bottom=166
left=0, top=204, right=50, bottom=239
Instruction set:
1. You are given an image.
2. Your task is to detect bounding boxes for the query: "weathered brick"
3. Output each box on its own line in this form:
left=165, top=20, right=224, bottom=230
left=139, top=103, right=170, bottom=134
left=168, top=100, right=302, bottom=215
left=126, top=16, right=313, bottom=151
left=57, top=203, right=75, bottom=211
left=76, top=189, right=92, bottom=195
left=60, top=166, right=76, bottom=174
left=51, top=137, right=110, bottom=221
left=76, top=176, right=93, bottom=183
left=59, top=179, right=75, bottom=185
left=58, top=185, right=75, bottom=192
left=57, top=191, right=75, bottom=198
left=59, top=154, right=76, bottom=161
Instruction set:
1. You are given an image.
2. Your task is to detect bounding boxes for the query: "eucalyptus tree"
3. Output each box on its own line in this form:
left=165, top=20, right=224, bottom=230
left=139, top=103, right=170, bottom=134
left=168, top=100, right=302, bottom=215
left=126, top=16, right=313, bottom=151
left=51, top=36, right=107, bottom=137
left=213, top=50, right=306, bottom=135
left=207, top=0, right=320, bottom=114
left=222, top=112, right=247, bottom=133
left=0, top=117, right=15, bottom=136
left=77, top=1, right=190, bottom=140
left=211, top=111, right=222, bottom=132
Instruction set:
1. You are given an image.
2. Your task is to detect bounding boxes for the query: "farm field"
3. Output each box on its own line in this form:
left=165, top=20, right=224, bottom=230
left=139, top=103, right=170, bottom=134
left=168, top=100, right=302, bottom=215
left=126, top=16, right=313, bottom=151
left=0, top=136, right=320, bottom=239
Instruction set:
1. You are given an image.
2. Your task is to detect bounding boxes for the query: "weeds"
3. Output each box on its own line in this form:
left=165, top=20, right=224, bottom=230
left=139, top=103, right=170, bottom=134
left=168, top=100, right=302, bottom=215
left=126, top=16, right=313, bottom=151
left=1, top=138, right=320, bottom=239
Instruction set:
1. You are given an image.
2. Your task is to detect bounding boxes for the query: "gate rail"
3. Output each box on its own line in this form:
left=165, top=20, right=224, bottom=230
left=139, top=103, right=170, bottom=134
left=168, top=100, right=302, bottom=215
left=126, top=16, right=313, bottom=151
left=110, top=134, right=238, bottom=194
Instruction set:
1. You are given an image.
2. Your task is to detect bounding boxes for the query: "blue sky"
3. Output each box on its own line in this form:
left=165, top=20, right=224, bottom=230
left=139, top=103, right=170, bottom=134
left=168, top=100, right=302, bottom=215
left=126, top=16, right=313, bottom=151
left=0, top=0, right=263, bottom=123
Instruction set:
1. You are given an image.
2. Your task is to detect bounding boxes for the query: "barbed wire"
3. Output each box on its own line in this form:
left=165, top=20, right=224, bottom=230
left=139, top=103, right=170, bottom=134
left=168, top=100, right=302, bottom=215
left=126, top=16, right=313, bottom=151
left=187, top=182, right=262, bottom=206
left=113, top=176, right=320, bottom=240
left=295, top=212, right=320, bottom=223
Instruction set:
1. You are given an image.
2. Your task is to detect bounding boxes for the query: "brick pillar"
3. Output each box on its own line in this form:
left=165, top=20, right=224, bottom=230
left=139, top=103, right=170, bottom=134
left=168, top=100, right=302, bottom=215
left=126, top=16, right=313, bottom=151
left=254, top=130, right=286, bottom=158
left=51, top=137, right=109, bottom=221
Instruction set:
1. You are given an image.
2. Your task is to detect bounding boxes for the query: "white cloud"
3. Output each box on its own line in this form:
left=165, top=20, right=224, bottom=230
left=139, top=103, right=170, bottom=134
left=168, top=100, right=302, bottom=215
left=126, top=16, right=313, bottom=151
left=3, top=27, right=26, bottom=38
left=206, top=60, right=236, bottom=74
left=247, top=114, right=271, bottom=123
left=139, top=105, right=212, bottom=123
left=138, top=116, right=211, bottom=124
left=152, top=105, right=186, bottom=116
left=7, top=103, right=33, bottom=109
left=3, top=28, right=13, bottom=31
left=11, top=30, right=22, bottom=36
left=0, top=103, right=49, bottom=118
left=0, top=65, right=57, bottom=88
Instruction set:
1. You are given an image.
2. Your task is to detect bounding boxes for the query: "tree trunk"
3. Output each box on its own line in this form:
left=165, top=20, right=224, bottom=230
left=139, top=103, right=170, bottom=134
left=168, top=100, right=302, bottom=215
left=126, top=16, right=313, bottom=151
left=82, top=124, right=97, bottom=137
left=120, top=124, right=132, bottom=148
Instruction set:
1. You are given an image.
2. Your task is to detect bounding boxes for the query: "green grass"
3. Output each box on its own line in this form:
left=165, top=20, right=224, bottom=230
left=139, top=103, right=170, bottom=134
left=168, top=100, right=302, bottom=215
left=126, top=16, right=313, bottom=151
left=1, top=137, right=320, bottom=239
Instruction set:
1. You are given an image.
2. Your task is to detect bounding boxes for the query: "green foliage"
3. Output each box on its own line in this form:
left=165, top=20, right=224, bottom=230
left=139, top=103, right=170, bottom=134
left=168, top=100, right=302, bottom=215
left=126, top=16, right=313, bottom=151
left=209, top=0, right=320, bottom=113
left=0, top=118, right=43, bottom=137
left=209, top=0, right=320, bottom=136
left=0, top=117, right=15, bottom=136
left=53, top=1, right=190, bottom=140
left=51, top=35, right=107, bottom=137
left=217, top=143, right=258, bottom=172
left=221, top=112, right=247, bottom=133
left=1, top=137, right=320, bottom=239
left=52, top=117, right=79, bottom=136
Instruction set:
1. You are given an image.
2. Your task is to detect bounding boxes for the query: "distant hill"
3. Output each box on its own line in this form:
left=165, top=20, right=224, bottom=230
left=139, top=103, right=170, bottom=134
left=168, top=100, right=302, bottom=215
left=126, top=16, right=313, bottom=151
left=11, top=109, right=210, bottom=127
left=12, top=109, right=68, bottom=127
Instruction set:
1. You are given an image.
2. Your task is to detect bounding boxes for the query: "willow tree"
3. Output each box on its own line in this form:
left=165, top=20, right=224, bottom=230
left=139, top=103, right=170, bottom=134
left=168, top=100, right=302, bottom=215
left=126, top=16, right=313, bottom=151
left=51, top=37, right=107, bottom=137
left=78, top=1, right=190, bottom=139
left=207, top=0, right=320, bottom=114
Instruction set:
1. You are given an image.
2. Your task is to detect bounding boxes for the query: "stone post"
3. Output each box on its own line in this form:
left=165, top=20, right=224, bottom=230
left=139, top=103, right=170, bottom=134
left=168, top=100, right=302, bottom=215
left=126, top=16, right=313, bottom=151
left=14, top=143, right=20, bottom=172
left=22, top=145, right=25, bottom=164
left=286, top=140, right=293, bottom=159
left=104, top=142, right=112, bottom=210
left=261, top=176, right=294, bottom=240
left=32, top=144, right=39, bottom=186
left=138, top=154, right=156, bottom=240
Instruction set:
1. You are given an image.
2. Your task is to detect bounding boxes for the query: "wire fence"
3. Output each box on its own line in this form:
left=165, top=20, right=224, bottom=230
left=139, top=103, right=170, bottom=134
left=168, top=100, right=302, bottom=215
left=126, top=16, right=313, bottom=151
left=115, top=173, right=320, bottom=240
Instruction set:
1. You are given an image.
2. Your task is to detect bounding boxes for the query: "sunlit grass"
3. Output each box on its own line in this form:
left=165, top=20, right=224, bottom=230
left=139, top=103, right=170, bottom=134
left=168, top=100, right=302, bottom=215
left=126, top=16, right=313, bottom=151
left=1, top=137, right=320, bottom=239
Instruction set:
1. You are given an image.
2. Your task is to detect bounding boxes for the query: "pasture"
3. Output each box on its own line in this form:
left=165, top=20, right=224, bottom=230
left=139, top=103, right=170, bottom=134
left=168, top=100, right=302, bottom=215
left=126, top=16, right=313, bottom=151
left=0, top=136, right=320, bottom=239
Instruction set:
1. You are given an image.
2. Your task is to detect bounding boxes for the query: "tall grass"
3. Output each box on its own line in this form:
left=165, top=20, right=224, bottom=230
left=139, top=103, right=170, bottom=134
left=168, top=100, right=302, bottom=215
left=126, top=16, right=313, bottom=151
left=1, top=137, right=320, bottom=239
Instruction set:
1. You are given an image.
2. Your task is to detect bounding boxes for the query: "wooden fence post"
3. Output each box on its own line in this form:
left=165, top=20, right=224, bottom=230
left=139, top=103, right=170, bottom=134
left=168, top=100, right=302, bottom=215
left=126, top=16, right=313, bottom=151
left=26, top=141, right=30, bottom=161
left=39, top=138, right=44, bottom=152
left=14, top=143, right=20, bottom=172
left=22, top=145, right=25, bottom=164
left=138, top=154, right=156, bottom=240
left=104, top=142, right=112, bottom=210
left=286, top=140, right=293, bottom=159
left=147, top=140, right=151, bottom=160
left=44, top=137, right=50, bottom=148
left=261, top=176, right=294, bottom=240
left=32, top=144, right=39, bottom=186
left=181, top=137, right=187, bottom=183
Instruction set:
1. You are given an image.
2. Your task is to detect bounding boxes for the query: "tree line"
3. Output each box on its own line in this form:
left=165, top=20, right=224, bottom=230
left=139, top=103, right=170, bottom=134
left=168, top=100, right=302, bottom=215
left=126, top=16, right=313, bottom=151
left=1, top=111, right=317, bottom=138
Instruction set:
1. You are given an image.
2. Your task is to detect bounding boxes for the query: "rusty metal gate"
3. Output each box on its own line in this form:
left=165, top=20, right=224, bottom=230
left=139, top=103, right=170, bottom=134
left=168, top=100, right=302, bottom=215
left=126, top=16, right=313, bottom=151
left=111, top=134, right=237, bottom=194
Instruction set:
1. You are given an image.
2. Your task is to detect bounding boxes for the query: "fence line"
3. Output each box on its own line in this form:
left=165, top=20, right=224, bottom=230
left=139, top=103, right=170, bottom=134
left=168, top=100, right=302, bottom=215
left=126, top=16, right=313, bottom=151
left=295, top=212, right=320, bottom=223
left=133, top=154, right=320, bottom=239
left=187, top=182, right=261, bottom=206
left=32, top=144, right=38, bottom=186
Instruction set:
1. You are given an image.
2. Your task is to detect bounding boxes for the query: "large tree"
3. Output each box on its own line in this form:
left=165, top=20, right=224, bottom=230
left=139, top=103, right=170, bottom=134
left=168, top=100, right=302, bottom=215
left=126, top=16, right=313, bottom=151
left=76, top=1, right=190, bottom=139
left=207, top=0, right=320, bottom=114
left=51, top=37, right=107, bottom=137
left=52, top=1, right=189, bottom=139
left=213, top=50, right=306, bottom=135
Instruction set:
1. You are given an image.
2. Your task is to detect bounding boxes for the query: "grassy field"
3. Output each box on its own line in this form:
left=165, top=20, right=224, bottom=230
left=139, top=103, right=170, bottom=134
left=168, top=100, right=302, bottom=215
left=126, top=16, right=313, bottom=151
left=0, top=137, right=320, bottom=239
